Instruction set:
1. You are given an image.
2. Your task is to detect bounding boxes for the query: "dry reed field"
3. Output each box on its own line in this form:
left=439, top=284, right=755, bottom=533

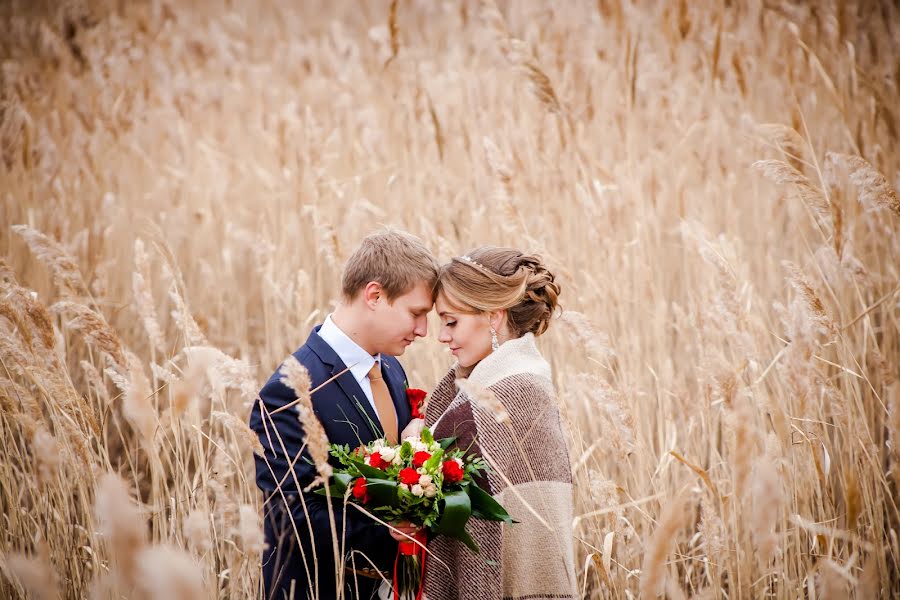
left=1, top=0, right=899, bottom=598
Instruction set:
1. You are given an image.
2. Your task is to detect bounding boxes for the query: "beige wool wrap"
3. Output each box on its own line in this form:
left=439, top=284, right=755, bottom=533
left=423, top=333, right=577, bottom=600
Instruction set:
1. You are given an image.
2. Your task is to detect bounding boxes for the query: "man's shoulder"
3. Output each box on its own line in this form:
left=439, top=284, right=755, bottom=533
left=290, top=342, right=318, bottom=364
left=260, top=337, right=326, bottom=391
left=285, top=340, right=329, bottom=378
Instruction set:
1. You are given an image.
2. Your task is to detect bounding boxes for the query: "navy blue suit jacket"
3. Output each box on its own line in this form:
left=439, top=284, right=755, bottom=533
left=250, top=326, right=414, bottom=599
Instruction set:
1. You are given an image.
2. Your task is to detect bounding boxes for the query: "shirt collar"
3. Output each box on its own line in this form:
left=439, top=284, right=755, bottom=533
left=317, top=314, right=380, bottom=383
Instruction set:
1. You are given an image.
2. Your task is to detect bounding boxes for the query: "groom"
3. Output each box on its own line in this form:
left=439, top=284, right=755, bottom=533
left=250, top=229, right=437, bottom=600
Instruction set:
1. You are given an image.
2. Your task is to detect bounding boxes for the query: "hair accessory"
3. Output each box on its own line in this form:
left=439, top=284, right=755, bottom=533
left=458, top=255, right=487, bottom=270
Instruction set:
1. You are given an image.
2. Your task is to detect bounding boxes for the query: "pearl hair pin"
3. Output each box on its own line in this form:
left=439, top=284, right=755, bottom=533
left=458, top=255, right=487, bottom=270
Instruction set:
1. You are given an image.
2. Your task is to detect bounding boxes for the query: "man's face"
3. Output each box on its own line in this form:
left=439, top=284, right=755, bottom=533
left=370, top=281, right=433, bottom=356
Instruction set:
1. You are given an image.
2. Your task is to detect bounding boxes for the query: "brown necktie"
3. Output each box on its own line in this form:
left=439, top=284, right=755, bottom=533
left=368, top=361, right=398, bottom=445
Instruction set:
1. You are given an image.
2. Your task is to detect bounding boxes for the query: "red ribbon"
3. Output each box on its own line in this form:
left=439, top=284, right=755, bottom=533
left=394, top=530, right=428, bottom=600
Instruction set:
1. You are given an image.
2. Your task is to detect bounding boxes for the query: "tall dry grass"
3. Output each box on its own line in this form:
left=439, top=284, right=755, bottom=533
left=1, top=0, right=898, bottom=597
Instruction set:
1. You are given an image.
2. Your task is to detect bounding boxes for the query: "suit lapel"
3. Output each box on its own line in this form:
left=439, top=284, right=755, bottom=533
left=306, top=327, right=383, bottom=440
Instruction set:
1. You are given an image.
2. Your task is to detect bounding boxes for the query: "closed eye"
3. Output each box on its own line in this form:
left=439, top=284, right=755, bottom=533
left=444, top=321, right=456, bottom=327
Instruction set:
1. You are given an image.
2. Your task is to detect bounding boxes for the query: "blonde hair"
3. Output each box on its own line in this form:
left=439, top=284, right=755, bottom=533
left=341, top=229, right=439, bottom=301
left=436, top=246, right=561, bottom=337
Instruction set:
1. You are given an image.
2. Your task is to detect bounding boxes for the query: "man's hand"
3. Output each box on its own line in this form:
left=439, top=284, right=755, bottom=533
left=400, top=417, right=425, bottom=440
left=388, top=521, right=421, bottom=542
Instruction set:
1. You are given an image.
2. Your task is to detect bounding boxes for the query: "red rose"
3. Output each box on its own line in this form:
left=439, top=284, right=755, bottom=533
left=398, top=467, right=420, bottom=486
left=442, top=460, right=464, bottom=484
left=368, top=451, right=390, bottom=470
left=352, top=477, right=369, bottom=503
left=412, top=451, right=432, bottom=468
left=406, top=388, right=427, bottom=419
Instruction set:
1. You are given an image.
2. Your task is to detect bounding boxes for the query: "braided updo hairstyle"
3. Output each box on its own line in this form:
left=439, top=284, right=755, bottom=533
left=435, top=246, right=561, bottom=337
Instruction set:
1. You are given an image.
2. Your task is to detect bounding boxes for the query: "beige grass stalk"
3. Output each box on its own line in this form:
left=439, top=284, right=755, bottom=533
left=1, top=1, right=899, bottom=597
left=640, top=494, right=688, bottom=597
left=277, top=355, right=340, bottom=594
left=132, top=239, right=165, bottom=355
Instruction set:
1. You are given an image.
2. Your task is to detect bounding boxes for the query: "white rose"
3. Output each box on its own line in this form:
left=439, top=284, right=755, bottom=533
left=411, top=484, right=424, bottom=497
left=419, top=474, right=432, bottom=486
left=424, top=484, right=437, bottom=498
left=391, top=453, right=403, bottom=465
left=379, top=446, right=396, bottom=462
left=454, top=457, right=464, bottom=468
left=399, top=483, right=409, bottom=491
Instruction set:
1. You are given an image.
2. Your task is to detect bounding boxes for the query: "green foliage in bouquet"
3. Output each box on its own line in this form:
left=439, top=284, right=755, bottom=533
left=316, top=427, right=513, bottom=553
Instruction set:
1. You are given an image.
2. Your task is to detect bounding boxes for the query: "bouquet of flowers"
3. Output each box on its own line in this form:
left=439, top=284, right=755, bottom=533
left=317, top=391, right=513, bottom=600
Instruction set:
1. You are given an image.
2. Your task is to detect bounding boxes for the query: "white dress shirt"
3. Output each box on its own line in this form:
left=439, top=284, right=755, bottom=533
left=316, top=314, right=396, bottom=429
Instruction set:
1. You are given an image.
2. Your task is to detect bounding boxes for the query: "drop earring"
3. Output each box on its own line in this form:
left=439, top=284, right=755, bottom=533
left=490, top=326, right=500, bottom=351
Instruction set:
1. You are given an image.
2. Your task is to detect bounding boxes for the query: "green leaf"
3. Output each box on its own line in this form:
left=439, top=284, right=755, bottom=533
left=453, top=527, right=480, bottom=553
left=421, top=427, right=434, bottom=445
left=400, top=441, right=413, bottom=460
left=349, top=458, right=394, bottom=480
left=423, top=448, right=444, bottom=472
left=469, top=484, right=515, bottom=524
left=314, top=472, right=354, bottom=498
left=432, top=489, right=477, bottom=552
left=365, top=478, right=400, bottom=508
left=438, top=436, right=458, bottom=451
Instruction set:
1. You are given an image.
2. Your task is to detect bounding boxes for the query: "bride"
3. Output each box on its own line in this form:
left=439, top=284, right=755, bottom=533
left=396, top=246, right=577, bottom=600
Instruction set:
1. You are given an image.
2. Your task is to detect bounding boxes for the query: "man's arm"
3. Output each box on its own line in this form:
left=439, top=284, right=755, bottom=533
left=251, top=365, right=397, bottom=572
left=251, top=374, right=316, bottom=495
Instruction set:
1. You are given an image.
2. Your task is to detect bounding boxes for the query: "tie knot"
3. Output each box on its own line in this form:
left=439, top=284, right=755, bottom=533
left=368, top=361, right=383, bottom=381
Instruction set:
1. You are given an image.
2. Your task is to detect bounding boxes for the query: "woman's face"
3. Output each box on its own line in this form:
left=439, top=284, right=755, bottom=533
left=435, top=292, right=493, bottom=368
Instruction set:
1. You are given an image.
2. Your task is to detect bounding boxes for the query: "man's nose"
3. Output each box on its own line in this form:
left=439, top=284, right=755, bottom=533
left=414, top=315, right=428, bottom=337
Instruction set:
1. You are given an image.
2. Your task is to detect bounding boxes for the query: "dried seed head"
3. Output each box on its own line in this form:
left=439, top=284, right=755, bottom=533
left=32, top=426, right=61, bottom=484
left=11, top=225, right=90, bottom=298
left=94, top=473, right=146, bottom=585
left=235, top=504, right=267, bottom=555
left=51, top=301, right=125, bottom=367
left=135, top=545, right=205, bottom=600
left=640, top=494, right=688, bottom=597
left=132, top=240, right=165, bottom=354
left=212, top=410, right=264, bottom=456
left=183, top=509, right=213, bottom=552
left=826, top=152, right=899, bottom=216
left=4, top=545, right=61, bottom=600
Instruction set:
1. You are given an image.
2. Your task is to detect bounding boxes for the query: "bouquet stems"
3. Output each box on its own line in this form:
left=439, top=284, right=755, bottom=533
left=393, top=530, right=428, bottom=600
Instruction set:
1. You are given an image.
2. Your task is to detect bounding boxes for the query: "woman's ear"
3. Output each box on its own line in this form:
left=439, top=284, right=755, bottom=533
left=488, top=309, right=507, bottom=332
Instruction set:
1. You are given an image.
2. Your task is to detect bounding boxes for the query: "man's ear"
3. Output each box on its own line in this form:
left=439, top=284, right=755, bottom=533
left=363, top=281, right=383, bottom=309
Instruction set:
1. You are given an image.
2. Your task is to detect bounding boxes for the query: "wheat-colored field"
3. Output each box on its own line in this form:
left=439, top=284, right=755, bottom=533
left=1, top=0, right=898, bottom=598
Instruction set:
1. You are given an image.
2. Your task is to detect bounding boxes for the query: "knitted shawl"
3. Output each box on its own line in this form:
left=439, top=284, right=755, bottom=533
left=422, top=333, right=577, bottom=600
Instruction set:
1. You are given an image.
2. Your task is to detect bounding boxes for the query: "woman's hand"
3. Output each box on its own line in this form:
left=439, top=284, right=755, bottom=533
left=400, top=417, right=425, bottom=441
left=389, top=521, right=421, bottom=542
